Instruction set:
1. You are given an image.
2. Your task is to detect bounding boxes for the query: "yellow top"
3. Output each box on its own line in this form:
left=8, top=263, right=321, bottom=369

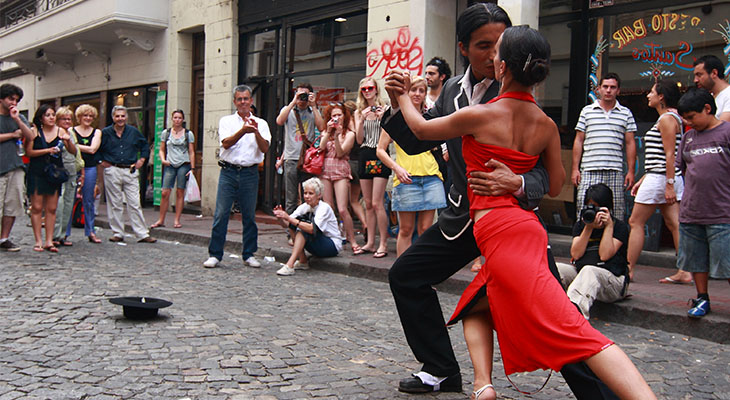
left=392, top=143, right=443, bottom=187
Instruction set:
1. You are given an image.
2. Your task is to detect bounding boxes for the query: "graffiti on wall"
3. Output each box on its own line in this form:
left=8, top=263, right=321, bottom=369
left=367, top=27, right=423, bottom=78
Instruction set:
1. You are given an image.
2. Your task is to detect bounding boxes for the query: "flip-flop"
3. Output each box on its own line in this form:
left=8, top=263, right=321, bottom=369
left=353, top=247, right=373, bottom=255
left=33, top=245, right=44, bottom=252
left=43, top=246, right=59, bottom=253
left=149, top=223, right=165, bottom=229
left=373, top=251, right=388, bottom=258
left=659, top=276, right=693, bottom=284
left=174, top=223, right=182, bottom=228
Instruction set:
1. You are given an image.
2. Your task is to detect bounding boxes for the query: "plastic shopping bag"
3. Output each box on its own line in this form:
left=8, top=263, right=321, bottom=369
left=185, top=174, right=201, bottom=203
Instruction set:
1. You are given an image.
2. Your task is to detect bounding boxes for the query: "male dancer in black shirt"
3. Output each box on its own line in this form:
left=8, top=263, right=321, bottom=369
left=383, top=4, right=618, bottom=399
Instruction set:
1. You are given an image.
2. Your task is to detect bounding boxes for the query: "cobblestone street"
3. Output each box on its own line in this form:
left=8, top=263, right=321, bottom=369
left=1, top=224, right=729, bottom=399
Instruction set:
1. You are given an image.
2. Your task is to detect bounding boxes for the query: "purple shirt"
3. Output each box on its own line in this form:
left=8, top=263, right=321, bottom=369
left=676, top=121, right=730, bottom=224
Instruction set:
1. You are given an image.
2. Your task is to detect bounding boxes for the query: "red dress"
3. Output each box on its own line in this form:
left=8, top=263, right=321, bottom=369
left=448, top=134, right=612, bottom=375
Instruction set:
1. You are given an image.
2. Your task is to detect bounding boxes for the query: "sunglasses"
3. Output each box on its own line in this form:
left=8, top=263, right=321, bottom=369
left=361, top=86, right=376, bottom=92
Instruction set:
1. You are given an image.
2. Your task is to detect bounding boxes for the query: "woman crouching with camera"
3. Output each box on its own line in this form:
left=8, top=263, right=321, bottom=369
left=273, top=177, right=344, bottom=276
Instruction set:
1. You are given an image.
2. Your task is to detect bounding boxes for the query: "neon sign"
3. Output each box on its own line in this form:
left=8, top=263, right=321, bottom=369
left=631, top=41, right=695, bottom=71
left=613, top=14, right=702, bottom=50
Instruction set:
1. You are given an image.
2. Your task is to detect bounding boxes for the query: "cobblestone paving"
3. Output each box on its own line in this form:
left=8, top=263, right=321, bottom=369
left=0, top=224, right=728, bottom=399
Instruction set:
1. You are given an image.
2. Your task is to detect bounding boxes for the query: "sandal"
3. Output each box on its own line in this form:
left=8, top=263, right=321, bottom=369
left=472, top=384, right=495, bottom=400
left=88, top=235, right=102, bottom=244
left=373, top=251, right=388, bottom=259
left=43, top=245, right=59, bottom=253
left=149, top=222, right=165, bottom=229
left=173, top=223, right=182, bottom=228
left=59, top=237, right=72, bottom=246
left=33, top=245, right=44, bottom=252
left=353, top=247, right=373, bottom=255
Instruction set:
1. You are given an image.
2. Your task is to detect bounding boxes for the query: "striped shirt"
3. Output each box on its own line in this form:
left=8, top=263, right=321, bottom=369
left=575, top=101, right=637, bottom=171
left=643, top=111, right=682, bottom=175
left=361, top=118, right=381, bottom=148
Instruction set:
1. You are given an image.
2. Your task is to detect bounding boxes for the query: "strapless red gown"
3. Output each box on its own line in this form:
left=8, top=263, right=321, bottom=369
left=448, top=135, right=612, bottom=375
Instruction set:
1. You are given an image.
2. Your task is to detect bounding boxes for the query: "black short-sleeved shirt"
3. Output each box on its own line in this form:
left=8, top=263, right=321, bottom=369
left=572, top=218, right=630, bottom=277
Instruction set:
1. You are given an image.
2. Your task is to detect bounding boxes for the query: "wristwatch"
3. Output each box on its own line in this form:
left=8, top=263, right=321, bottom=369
left=666, top=178, right=675, bottom=185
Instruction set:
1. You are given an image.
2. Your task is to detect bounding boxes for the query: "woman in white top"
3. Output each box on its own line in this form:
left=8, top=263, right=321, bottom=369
left=628, top=80, right=691, bottom=284
left=151, top=109, right=196, bottom=229
left=273, top=177, right=344, bottom=276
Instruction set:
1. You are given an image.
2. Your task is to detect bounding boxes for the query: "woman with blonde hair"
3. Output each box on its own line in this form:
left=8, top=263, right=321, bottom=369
left=73, top=104, right=102, bottom=243
left=52, top=106, right=84, bottom=246
left=354, top=77, right=390, bottom=257
left=27, top=104, right=76, bottom=252
left=377, top=76, right=445, bottom=256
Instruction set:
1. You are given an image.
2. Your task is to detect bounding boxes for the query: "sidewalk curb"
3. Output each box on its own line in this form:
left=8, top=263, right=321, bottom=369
left=97, top=216, right=729, bottom=344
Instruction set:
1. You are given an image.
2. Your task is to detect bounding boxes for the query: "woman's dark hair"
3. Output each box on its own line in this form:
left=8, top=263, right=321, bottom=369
left=584, top=183, right=613, bottom=211
left=653, top=79, right=680, bottom=108
left=499, top=26, right=550, bottom=86
left=456, top=3, right=511, bottom=66
left=678, top=87, right=717, bottom=116
left=171, top=109, right=185, bottom=119
left=32, top=104, right=54, bottom=129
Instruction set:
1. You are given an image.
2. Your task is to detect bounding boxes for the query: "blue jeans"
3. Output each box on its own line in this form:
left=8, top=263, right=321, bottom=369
left=81, top=166, right=97, bottom=237
left=208, top=166, right=259, bottom=260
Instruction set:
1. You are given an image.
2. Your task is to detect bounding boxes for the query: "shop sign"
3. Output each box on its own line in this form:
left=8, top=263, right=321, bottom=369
left=152, top=90, right=166, bottom=206
left=315, top=88, right=345, bottom=109
left=612, top=13, right=702, bottom=50
left=590, top=0, right=613, bottom=9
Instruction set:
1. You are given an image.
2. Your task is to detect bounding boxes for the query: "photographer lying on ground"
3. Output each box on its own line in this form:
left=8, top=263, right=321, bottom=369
left=557, top=183, right=630, bottom=319
left=273, top=177, right=344, bottom=276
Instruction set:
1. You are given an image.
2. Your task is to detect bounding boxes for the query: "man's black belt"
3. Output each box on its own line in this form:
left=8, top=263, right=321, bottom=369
left=218, top=160, right=255, bottom=170
left=111, top=163, right=133, bottom=168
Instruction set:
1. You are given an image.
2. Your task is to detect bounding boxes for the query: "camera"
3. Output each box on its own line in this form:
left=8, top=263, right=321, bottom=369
left=298, top=93, right=309, bottom=101
left=371, top=106, right=379, bottom=112
left=580, top=204, right=598, bottom=224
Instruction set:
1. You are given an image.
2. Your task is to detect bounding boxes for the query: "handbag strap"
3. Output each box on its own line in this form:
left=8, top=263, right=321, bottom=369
left=294, top=109, right=311, bottom=147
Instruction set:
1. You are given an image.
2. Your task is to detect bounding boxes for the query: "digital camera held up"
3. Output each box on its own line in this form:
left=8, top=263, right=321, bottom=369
left=581, top=204, right=598, bottom=224
left=298, top=93, right=309, bottom=101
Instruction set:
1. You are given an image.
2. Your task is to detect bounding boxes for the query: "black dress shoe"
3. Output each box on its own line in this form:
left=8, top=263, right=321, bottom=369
left=398, top=372, right=462, bottom=393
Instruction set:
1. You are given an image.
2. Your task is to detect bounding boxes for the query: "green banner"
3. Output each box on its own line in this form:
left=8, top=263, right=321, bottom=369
left=153, top=90, right=167, bottom=206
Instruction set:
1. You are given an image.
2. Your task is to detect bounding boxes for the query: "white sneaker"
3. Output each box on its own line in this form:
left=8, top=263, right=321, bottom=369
left=203, top=257, right=219, bottom=268
left=276, top=264, right=296, bottom=276
left=245, top=256, right=261, bottom=268
left=293, top=260, right=309, bottom=270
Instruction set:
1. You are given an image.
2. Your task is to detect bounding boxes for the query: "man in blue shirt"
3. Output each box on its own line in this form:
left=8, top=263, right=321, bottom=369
left=98, top=105, right=156, bottom=243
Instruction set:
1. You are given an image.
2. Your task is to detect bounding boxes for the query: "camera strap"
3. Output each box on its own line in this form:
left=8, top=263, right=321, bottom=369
left=293, top=109, right=311, bottom=147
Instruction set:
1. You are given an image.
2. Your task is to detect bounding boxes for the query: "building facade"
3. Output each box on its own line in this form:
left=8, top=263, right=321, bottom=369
left=2, top=0, right=728, bottom=239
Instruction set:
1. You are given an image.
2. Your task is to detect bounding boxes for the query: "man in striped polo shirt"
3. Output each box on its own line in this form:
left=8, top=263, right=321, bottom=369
left=572, top=72, right=637, bottom=220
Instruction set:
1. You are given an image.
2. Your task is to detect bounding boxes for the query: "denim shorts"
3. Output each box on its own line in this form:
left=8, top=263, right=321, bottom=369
left=677, top=223, right=730, bottom=279
left=391, top=175, right=446, bottom=212
left=162, top=163, right=191, bottom=189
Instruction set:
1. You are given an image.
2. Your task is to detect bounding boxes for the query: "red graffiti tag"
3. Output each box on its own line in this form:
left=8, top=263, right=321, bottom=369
left=367, top=27, right=423, bottom=78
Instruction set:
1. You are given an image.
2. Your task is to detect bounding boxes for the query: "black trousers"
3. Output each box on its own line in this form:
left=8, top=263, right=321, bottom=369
left=388, top=222, right=618, bottom=399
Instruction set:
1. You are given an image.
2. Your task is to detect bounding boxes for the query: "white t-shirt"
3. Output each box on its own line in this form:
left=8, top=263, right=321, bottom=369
left=715, top=85, right=730, bottom=119
left=218, top=112, right=271, bottom=166
left=290, top=200, right=343, bottom=253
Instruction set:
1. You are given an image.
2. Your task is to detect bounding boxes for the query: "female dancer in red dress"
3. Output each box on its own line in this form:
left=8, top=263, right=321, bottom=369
left=396, top=26, right=656, bottom=400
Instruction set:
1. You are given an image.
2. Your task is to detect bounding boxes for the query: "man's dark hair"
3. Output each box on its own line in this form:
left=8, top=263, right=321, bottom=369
left=296, top=83, right=313, bottom=92
left=456, top=3, right=511, bottom=67
left=693, top=55, right=725, bottom=80
left=32, top=104, right=54, bottom=129
left=599, top=72, right=621, bottom=88
left=584, top=183, right=613, bottom=211
left=499, top=26, right=550, bottom=87
left=426, top=57, right=452, bottom=82
left=678, top=87, right=717, bottom=116
left=0, top=83, right=23, bottom=100
left=654, top=79, right=680, bottom=109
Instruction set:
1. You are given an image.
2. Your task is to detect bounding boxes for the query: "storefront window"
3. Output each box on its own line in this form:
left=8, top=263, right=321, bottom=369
left=288, top=11, right=367, bottom=73
left=246, top=29, right=277, bottom=77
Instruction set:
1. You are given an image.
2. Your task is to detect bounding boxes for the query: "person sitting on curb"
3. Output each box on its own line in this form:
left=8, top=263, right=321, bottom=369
left=273, top=177, right=344, bottom=276
left=675, top=88, right=730, bottom=318
left=557, top=183, right=630, bottom=320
